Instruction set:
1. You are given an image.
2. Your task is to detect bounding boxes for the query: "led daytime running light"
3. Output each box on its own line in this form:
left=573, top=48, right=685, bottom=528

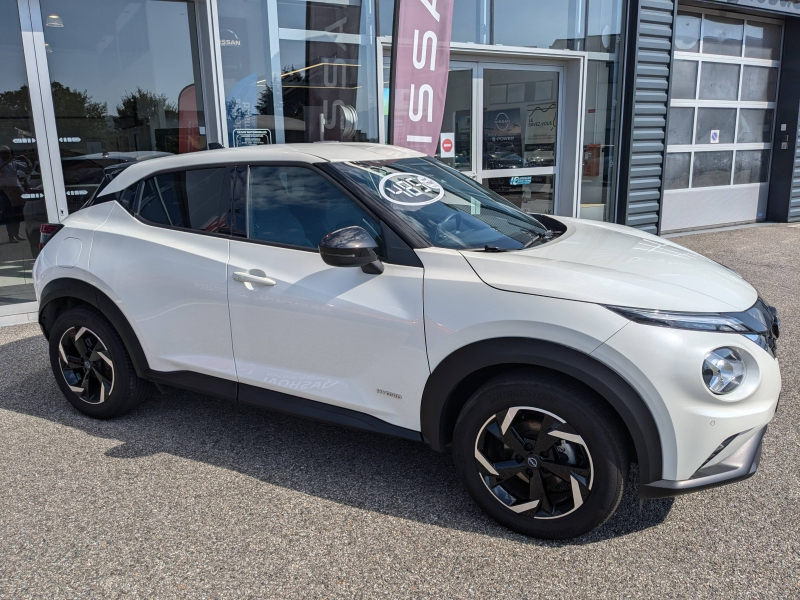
left=606, top=306, right=752, bottom=333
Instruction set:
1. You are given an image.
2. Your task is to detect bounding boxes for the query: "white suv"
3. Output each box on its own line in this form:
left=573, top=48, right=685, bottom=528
left=33, top=143, right=781, bottom=539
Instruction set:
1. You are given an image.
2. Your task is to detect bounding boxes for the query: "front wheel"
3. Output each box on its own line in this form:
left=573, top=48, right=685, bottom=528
left=453, top=370, right=629, bottom=539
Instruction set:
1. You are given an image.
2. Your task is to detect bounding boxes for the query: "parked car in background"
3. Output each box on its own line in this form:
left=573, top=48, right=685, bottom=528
left=32, top=143, right=781, bottom=539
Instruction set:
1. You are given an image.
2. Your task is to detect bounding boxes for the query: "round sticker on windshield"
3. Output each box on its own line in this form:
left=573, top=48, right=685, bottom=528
left=378, top=173, right=444, bottom=207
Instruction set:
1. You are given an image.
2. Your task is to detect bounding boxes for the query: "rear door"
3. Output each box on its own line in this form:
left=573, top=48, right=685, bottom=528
left=226, top=163, right=429, bottom=431
left=90, top=166, right=236, bottom=390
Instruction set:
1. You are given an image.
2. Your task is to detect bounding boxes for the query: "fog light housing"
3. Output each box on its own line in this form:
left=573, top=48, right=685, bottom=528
left=703, top=347, right=746, bottom=394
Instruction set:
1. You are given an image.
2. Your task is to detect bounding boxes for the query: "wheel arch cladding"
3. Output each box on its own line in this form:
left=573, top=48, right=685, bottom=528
left=39, top=278, right=150, bottom=377
left=420, top=338, right=663, bottom=485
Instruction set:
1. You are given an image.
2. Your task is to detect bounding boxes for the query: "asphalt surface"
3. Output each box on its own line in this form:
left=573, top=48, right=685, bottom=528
left=1, top=224, right=798, bottom=598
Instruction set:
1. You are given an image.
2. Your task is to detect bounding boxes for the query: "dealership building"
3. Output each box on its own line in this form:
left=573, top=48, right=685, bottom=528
left=1, top=0, right=799, bottom=320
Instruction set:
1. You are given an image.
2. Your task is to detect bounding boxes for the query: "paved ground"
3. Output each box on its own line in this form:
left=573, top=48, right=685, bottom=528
left=1, top=224, right=798, bottom=599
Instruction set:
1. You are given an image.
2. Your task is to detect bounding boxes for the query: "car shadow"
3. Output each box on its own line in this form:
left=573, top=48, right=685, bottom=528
left=1, top=333, right=673, bottom=546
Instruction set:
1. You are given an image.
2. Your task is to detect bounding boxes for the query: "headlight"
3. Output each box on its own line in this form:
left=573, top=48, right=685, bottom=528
left=605, top=306, right=751, bottom=332
left=702, top=347, right=746, bottom=394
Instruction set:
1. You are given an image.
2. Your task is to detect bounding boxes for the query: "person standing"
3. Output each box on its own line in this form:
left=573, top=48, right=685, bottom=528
left=0, top=145, right=32, bottom=243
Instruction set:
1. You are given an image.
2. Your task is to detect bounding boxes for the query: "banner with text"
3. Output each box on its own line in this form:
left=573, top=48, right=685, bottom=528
left=389, top=0, right=454, bottom=156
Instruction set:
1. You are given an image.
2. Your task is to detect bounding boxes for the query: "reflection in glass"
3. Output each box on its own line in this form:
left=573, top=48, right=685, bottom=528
left=580, top=60, right=622, bottom=222
left=493, top=0, right=586, bottom=50
left=741, top=66, right=778, bottom=102
left=586, top=0, right=623, bottom=53
left=0, top=3, right=42, bottom=304
left=668, top=108, right=694, bottom=145
left=699, top=62, right=740, bottom=100
left=692, top=151, right=732, bottom=187
left=734, top=150, right=770, bottom=184
left=672, top=60, right=698, bottom=99
left=485, top=175, right=555, bottom=215
left=744, top=22, right=782, bottom=60
left=219, top=0, right=378, bottom=146
left=40, top=0, right=206, bottom=213
left=437, top=70, right=473, bottom=172
left=738, top=109, right=774, bottom=144
left=483, top=70, right=559, bottom=170
left=702, top=15, right=743, bottom=57
left=664, top=153, right=690, bottom=190
left=695, top=108, right=736, bottom=145
left=675, top=12, right=700, bottom=52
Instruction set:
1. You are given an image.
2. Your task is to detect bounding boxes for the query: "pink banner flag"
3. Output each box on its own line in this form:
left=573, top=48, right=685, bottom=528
left=389, top=0, right=454, bottom=156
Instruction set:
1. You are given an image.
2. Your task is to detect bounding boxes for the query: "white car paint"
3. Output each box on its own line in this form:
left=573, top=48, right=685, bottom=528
left=228, top=239, right=429, bottom=429
left=463, top=217, right=757, bottom=312
left=34, top=143, right=781, bottom=491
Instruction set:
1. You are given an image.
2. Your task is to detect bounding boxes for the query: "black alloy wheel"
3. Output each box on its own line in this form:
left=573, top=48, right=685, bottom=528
left=57, top=326, right=115, bottom=404
left=49, top=306, right=151, bottom=418
left=453, top=370, right=628, bottom=539
left=474, top=407, right=593, bottom=519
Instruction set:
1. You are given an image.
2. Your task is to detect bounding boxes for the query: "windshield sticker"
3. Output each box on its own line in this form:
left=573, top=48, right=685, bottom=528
left=378, top=173, right=444, bottom=207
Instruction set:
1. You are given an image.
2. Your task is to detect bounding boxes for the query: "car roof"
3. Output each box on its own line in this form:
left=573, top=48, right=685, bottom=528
left=100, top=143, right=425, bottom=197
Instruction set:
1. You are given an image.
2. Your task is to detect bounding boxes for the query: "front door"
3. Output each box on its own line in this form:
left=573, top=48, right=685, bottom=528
left=226, top=164, right=429, bottom=431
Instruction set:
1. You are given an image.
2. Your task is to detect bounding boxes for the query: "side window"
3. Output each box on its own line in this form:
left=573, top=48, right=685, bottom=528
left=247, top=166, right=382, bottom=250
left=137, top=168, right=228, bottom=233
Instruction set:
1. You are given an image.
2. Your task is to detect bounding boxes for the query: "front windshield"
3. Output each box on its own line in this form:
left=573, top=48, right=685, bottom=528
left=327, top=158, right=553, bottom=251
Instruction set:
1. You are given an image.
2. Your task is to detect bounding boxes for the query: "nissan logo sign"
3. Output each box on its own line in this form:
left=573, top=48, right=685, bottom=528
left=494, top=112, right=511, bottom=131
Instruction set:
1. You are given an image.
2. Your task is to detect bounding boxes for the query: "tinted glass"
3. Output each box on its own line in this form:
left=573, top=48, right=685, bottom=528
left=734, top=150, right=770, bottom=184
left=672, top=61, right=698, bottom=99
left=40, top=0, right=206, bottom=213
left=695, top=108, right=736, bottom=145
left=744, top=22, right=781, bottom=60
left=138, top=168, right=227, bottom=231
left=328, top=158, right=551, bottom=251
left=675, top=12, right=700, bottom=52
left=738, top=109, right=774, bottom=144
left=692, top=151, right=732, bottom=187
left=702, top=15, right=743, bottom=57
left=741, top=66, right=777, bottom=102
left=1, top=3, right=45, bottom=303
left=668, top=108, right=694, bottom=145
left=699, top=62, right=740, bottom=101
left=493, top=0, right=586, bottom=50
left=248, top=166, right=381, bottom=249
left=664, top=153, right=690, bottom=190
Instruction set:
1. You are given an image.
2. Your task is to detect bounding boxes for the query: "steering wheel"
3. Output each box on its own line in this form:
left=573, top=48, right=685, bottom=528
left=434, top=210, right=466, bottom=244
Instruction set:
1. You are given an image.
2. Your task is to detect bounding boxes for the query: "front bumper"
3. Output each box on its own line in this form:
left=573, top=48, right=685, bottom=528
left=639, top=425, right=766, bottom=499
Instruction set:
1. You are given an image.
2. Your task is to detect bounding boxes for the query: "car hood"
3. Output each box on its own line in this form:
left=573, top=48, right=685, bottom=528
left=461, top=217, right=757, bottom=312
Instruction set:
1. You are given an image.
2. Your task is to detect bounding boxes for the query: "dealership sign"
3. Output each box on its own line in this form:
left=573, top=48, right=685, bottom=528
left=390, top=0, right=454, bottom=156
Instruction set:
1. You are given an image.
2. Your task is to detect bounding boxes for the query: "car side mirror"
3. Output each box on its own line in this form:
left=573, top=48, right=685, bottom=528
left=319, top=226, right=384, bottom=274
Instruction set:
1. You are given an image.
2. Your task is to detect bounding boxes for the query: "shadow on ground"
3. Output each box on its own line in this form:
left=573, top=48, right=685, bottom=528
left=0, top=333, right=673, bottom=546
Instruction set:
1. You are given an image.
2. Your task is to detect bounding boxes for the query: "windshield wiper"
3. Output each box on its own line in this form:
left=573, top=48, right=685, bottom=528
left=481, top=245, right=509, bottom=252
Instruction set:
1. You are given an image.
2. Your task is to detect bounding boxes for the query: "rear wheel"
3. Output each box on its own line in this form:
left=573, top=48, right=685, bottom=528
left=453, top=370, right=628, bottom=539
left=49, top=306, right=151, bottom=418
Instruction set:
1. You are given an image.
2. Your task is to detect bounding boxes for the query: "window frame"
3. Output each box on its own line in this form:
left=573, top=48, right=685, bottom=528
left=666, top=7, right=783, bottom=190
left=132, top=164, right=235, bottom=239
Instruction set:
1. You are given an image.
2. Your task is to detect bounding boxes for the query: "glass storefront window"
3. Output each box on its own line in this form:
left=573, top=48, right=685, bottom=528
left=493, top=0, right=585, bottom=50
left=675, top=11, right=700, bottom=53
left=484, top=174, right=555, bottom=215
left=482, top=69, right=558, bottom=170
left=219, top=0, right=378, bottom=146
left=692, top=151, right=733, bottom=187
left=40, top=0, right=207, bottom=213
left=664, top=153, right=690, bottom=190
left=0, top=3, right=43, bottom=305
left=702, top=15, right=743, bottom=57
left=699, top=62, right=740, bottom=101
left=744, top=22, right=782, bottom=60
left=436, top=70, right=473, bottom=172
left=672, top=60, right=698, bottom=99
left=738, top=109, right=774, bottom=144
left=734, top=149, right=770, bottom=184
left=695, top=108, right=736, bottom=145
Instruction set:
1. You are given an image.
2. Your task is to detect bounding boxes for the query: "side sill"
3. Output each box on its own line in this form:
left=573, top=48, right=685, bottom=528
left=143, top=369, right=238, bottom=401
left=239, top=383, right=423, bottom=442
left=141, top=369, right=423, bottom=443
left=639, top=425, right=766, bottom=500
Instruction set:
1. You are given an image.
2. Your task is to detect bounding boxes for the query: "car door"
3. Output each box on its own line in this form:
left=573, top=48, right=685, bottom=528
left=90, top=166, right=237, bottom=394
left=226, top=163, right=429, bottom=431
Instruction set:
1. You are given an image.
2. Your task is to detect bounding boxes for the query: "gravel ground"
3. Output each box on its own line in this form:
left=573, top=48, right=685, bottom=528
left=0, top=224, right=798, bottom=599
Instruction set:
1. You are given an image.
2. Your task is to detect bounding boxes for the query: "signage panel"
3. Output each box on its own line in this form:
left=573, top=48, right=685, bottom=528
left=390, top=0, right=455, bottom=156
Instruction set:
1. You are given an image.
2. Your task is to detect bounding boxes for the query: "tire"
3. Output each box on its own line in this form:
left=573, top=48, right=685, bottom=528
left=48, top=306, right=152, bottom=419
left=453, top=369, right=629, bottom=540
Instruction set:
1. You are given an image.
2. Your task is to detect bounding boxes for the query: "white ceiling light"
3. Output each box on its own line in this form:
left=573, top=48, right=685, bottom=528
left=46, top=14, right=63, bottom=27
